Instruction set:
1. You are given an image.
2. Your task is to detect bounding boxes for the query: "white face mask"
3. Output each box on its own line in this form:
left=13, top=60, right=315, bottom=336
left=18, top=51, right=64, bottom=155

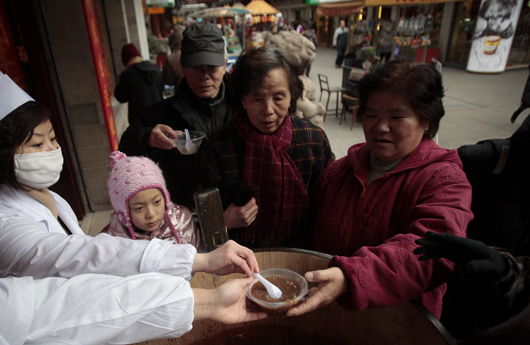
left=14, top=147, right=64, bottom=189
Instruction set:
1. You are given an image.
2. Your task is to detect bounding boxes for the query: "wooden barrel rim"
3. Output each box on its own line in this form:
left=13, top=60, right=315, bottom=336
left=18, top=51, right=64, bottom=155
left=134, top=248, right=454, bottom=345
left=256, top=247, right=455, bottom=345
left=253, top=247, right=333, bottom=260
left=411, top=300, right=456, bottom=345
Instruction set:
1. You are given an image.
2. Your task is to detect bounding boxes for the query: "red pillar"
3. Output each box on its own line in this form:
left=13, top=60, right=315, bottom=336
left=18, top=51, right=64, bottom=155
left=151, top=14, right=160, bottom=37
left=81, top=0, right=118, bottom=151
left=160, top=14, right=167, bottom=37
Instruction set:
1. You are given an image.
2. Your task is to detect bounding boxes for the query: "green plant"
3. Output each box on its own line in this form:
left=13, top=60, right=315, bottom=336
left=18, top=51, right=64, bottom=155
left=147, top=31, right=167, bottom=55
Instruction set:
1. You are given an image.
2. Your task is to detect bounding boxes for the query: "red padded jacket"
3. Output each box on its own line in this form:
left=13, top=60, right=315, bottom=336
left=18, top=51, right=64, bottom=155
left=313, top=139, right=473, bottom=318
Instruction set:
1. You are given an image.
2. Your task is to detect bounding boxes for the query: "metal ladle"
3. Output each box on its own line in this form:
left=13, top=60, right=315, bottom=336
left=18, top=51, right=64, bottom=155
left=253, top=272, right=283, bottom=299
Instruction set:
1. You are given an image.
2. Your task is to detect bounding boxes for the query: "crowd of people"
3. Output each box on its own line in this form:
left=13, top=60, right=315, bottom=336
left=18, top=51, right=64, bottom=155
left=1, top=19, right=528, bottom=344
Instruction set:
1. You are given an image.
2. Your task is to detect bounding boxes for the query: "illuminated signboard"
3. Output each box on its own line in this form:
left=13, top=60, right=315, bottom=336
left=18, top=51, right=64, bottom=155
left=467, top=0, right=524, bottom=73
left=364, top=0, right=463, bottom=5
left=146, top=0, right=175, bottom=7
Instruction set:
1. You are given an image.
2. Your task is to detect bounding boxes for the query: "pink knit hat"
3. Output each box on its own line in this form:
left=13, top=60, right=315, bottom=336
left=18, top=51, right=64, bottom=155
left=107, top=151, right=179, bottom=242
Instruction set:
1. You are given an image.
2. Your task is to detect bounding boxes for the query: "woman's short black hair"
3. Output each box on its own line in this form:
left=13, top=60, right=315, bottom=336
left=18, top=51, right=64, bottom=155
left=0, top=101, right=52, bottom=190
left=230, top=47, right=306, bottom=114
left=357, top=58, right=445, bottom=139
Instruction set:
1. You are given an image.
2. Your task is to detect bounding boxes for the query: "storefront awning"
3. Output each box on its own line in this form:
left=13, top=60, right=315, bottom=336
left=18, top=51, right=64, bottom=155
left=364, top=0, right=464, bottom=6
left=245, top=0, right=280, bottom=15
left=188, top=7, right=252, bottom=18
left=317, top=1, right=364, bottom=17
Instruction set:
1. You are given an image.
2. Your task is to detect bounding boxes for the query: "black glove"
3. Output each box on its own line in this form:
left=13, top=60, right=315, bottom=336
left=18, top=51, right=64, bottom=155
left=414, top=231, right=507, bottom=279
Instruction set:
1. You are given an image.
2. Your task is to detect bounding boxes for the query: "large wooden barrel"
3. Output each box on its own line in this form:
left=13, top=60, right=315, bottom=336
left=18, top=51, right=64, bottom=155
left=136, top=248, right=455, bottom=345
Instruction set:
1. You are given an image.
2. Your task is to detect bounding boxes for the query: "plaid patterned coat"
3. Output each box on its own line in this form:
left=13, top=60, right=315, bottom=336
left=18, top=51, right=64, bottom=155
left=198, top=115, right=335, bottom=247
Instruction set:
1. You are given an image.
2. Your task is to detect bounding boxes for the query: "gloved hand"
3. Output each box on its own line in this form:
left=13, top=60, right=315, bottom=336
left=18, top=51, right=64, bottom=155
left=227, top=181, right=258, bottom=207
left=414, top=231, right=507, bottom=280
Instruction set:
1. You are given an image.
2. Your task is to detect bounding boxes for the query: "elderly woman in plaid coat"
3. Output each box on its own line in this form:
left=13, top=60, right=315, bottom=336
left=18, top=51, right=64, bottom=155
left=199, top=47, right=335, bottom=249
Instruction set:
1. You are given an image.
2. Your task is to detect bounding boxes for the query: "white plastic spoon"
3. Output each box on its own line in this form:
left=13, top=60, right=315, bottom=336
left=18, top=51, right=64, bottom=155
left=253, top=272, right=283, bottom=299
left=184, top=129, right=194, bottom=153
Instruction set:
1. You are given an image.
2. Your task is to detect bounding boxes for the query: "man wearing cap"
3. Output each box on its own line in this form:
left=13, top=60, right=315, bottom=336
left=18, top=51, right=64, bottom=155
left=114, top=43, right=164, bottom=126
left=119, top=22, right=234, bottom=211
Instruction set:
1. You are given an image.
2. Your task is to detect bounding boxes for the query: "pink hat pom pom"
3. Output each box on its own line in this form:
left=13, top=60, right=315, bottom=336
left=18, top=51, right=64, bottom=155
left=108, top=151, right=127, bottom=170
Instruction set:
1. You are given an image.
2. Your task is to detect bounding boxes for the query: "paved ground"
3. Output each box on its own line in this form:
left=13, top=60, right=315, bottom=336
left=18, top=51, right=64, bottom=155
left=80, top=47, right=529, bottom=235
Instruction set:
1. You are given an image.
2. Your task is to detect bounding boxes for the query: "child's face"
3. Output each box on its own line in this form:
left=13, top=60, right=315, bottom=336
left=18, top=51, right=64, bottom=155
left=129, top=188, right=165, bottom=232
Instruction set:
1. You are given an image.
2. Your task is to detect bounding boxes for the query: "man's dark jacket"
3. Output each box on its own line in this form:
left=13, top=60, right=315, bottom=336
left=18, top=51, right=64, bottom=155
left=119, top=73, right=234, bottom=209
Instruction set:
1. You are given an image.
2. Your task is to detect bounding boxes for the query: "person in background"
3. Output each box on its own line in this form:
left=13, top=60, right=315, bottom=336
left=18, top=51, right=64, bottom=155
left=101, top=151, right=203, bottom=250
left=114, top=43, right=164, bottom=126
left=430, top=57, right=442, bottom=73
left=163, top=24, right=185, bottom=88
left=333, top=19, right=349, bottom=68
left=415, top=232, right=530, bottom=344
left=378, top=23, right=394, bottom=63
left=362, top=53, right=378, bottom=71
left=265, top=23, right=278, bottom=45
left=287, top=60, right=473, bottom=319
left=301, top=21, right=318, bottom=77
left=199, top=47, right=334, bottom=248
left=0, top=71, right=260, bottom=292
left=236, top=23, right=244, bottom=50
left=118, top=22, right=243, bottom=217
left=510, top=64, right=530, bottom=123
left=457, top=113, right=530, bottom=257
left=1, top=272, right=267, bottom=344
left=296, top=22, right=303, bottom=34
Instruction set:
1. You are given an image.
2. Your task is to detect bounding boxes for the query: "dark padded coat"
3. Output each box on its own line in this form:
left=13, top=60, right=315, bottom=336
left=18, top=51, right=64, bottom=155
left=114, top=61, right=164, bottom=126
left=118, top=74, right=234, bottom=209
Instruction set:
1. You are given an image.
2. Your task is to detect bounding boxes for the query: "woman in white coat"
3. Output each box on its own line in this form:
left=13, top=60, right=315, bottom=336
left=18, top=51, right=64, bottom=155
left=0, top=72, right=264, bottom=342
left=0, top=99, right=257, bottom=279
left=1, top=273, right=266, bottom=344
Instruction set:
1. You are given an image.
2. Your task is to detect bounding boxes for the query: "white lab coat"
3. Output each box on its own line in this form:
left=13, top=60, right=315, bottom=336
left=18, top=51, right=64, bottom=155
left=0, top=273, right=195, bottom=344
left=0, top=185, right=196, bottom=279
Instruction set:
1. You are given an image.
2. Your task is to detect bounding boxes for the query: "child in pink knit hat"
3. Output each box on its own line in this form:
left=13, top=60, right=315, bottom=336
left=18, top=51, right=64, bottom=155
left=101, top=151, right=202, bottom=249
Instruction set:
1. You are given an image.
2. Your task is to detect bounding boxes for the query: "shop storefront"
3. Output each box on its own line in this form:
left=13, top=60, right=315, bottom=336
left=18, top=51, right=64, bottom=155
left=315, top=0, right=528, bottom=71
left=316, top=0, right=364, bottom=47
left=386, top=3, right=445, bottom=62
left=352, top=0, right=462, bottom=64
left=244, top=0, right=281, bottom=49
left=244, top=13, right=281, bottom=49
left=270, top=0, right=316, bottom=31
left=309, top=0, right=459, bottom=64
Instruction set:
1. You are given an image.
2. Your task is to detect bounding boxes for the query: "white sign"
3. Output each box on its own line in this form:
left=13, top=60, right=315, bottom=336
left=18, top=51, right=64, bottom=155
left=467, top=0, right=524, bottom=73
left=145, top=0, right=175, bottom=7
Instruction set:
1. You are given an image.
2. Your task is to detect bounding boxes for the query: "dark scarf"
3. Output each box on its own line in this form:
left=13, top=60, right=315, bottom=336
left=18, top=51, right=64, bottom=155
left=234, top=112, right=309, bottom=245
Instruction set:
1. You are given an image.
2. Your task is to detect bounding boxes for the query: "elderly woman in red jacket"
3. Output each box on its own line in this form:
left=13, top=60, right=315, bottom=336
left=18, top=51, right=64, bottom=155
left=288, top=59, right=473, bottom=320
